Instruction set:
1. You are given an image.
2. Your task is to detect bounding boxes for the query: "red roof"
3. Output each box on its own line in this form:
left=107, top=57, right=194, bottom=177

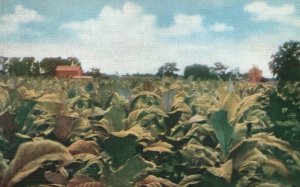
left=56, top=66, right=83, bottom=71
left=55, top=65, right=83, bottom=78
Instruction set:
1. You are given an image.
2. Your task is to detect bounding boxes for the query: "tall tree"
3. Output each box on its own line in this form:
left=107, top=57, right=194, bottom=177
left=269, top=41, right=300, bottom=81
left=184, top=64, right=215, bottom=80
left=22, top=57, right=36, bottom=76
left=8, top=57, right=24, bottom=76
left=157, top=62, right=179, bottom=77
left=210, top=62, right=228, bottom=75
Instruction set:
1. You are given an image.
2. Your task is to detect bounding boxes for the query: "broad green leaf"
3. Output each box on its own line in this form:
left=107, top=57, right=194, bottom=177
left=68, top=86, right=77, bottom=98
left=15, top=101, right=37, bottom=130
left=210, top=110, right=234, bottom=156
left=85, top=82, right=94, bottom=93
left=102, top=134, right=138, bottom=168
left=104, top=105, right=126, bottom=132
left=165, top=110, right=182, bottom=132
left=111, top=155, right=155, bottom=187
left=0, top=140, right=73, bottom=187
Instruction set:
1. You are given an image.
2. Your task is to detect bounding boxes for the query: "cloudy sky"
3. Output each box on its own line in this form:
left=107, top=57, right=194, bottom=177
left=1, top=0, right=300, bottom=77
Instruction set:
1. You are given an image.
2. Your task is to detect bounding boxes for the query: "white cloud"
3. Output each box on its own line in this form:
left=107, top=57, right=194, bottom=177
left=160, top=14, right=205, bottom=36
left=244, top=1, right=300, bottom=27
left=209, top=23, right=234, bottom=32
left=0, top=5, right=44, bottom=35
left=1, top=2, right=299, bottom=78
left=62, top=2, right=204, bottom=39
left=58, top=2, right=206, bottom=74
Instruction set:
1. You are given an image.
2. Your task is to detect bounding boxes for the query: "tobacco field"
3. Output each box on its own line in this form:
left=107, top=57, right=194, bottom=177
left=0, top=76, right=300, bottom=187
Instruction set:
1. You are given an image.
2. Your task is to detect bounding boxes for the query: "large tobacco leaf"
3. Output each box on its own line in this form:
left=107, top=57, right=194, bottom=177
left=207, top=159, right=233, bottom=183
left=104, top=105, right=126, bottom=132
left=110, top=155, right=155, bottom=187
left=162, top=89, right=176, bottom=112
left=15, top=101, right=37, bottom=131
left=102, top=134, right=138, bottom=168
left=0, top=140, right=73, bottom=187
left=210, top=110, right=234, bottom=156
left=67, top=140, right=100, bottom=156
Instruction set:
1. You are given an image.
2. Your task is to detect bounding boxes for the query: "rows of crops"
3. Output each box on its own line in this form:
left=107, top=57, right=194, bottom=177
left=0, top=76, right=300, bottom=187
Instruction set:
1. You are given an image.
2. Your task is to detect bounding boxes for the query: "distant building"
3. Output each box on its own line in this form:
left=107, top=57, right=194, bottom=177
left=56, top=65, right=83, bottom=78
left=248, top=65, right=262, bottom=82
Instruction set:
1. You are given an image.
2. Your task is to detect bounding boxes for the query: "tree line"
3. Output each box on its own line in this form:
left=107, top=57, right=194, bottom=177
left=0, top=56, right=81, bottom=76
left=157, top=62, right=243, bottom=81
left=1, top=40, right=299, bottom=81
left=157, top=40, right=300, bottom=82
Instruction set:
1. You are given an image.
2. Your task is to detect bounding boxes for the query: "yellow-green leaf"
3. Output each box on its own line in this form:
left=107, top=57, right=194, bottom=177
left=0, top=140, right=73, bottom=187
left=207, top=159, right=233, bottom=183
left=144, top=141, right=173, bottom=153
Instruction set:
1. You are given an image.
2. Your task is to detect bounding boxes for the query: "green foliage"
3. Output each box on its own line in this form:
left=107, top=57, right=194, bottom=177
left=110, top=155, right=154, bottom=187
left=184, top=64, right=215, bottom=80
left=102, top=134, right=138, bottom=168
left=0, top=77, right=299, bottom=187
left=269, top=40, right=300, bottom=81
left=210, top=110, right=234, bottom=156
left=266, top=86, right=300, bottom=149
left=7, top=57, right=38, bottom=77
left=211, top=62, right=228, bottom=75
left=157, top=62, right=179, bottom=77
left=15, top=101, right=37, bottom=131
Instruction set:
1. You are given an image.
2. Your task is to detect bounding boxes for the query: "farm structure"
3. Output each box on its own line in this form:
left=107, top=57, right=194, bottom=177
left=248, top=65, right=263, bottom=82
left=55, top=66, right=84, bottom=78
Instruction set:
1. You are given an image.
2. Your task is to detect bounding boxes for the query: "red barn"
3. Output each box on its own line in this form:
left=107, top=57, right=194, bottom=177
left=248, top=65, right=262, bottom=82
left=56, top=66, right=83, bottom=78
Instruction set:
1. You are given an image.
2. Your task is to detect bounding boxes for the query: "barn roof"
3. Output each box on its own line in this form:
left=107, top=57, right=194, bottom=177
left=56, top=66, right=83, bottom=71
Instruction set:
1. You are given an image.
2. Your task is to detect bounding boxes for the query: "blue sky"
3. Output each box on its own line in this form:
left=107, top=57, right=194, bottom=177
left=1, top=0, right=300, bottom=77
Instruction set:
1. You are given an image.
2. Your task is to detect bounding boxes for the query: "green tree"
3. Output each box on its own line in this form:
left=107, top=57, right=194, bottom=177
left=85, top=67, right=102, bottom=78
left=210, top=62, right=228, bottom=75
left=22, top=57, right=36, bottom=76
left=269, top=41, right=300, bottom=81
left=0, top=56, right=9, bottom=74
left=8, top=57, right=25, bottom=76
left=184, top=64, right=215, bottom=80
left=157, top=62, right=179, bottom=77
left=40, top=57, right=81, bottom=76
left=31, top=61, right=40, bottom=76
